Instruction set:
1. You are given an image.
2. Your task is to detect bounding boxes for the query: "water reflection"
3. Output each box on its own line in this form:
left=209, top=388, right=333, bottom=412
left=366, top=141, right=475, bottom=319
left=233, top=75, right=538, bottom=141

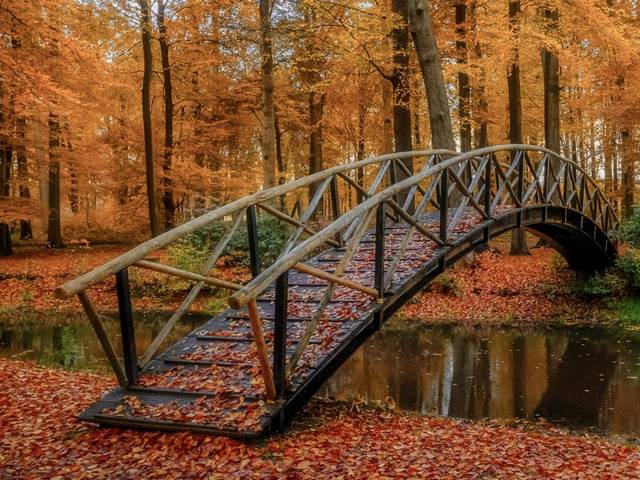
left=0, top=311, right=207, bottom=373
left=2, top=312, right=640, bottom=436
left=321, top=322, right=640, bottom=436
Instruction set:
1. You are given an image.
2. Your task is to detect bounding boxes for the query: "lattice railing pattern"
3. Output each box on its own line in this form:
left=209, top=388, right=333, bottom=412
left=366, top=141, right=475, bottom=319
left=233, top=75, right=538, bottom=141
left=55, top=145, right=619, bottom=401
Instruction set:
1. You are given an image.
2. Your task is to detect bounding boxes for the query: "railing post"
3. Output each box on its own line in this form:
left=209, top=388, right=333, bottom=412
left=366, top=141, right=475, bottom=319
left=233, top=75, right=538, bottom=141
left=273, top=271, right=288, bottom=398
left=484, top=155, right=493, bottom=243
left=516, top=151, right=525, bottom=228
left=330, top=176, right=343, bottom=246
left=246, top=205, right=260, bottom=278
left=439, top=168, right=449, bottom=245
left=115, top=268, right=138, bottom=386
left=375, top=203, right=385, bottom=300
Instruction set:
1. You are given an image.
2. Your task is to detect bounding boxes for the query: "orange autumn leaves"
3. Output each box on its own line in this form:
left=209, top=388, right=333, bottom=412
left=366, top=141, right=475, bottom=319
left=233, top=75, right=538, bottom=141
left=401, top=247, right=599, bottom=325
left=1, top=358, right=639, bottom=479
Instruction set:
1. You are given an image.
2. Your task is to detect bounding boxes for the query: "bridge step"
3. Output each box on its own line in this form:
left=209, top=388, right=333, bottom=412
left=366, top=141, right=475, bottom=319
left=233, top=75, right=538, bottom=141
left=80, top=208, right=492, bottom=437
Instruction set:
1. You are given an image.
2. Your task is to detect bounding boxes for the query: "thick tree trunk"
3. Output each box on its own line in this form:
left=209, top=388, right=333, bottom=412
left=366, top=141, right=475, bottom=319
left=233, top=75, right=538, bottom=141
left=455, top=1, right=472, bottom=152
left=508, top=0, right=529, bottom=255
left=139, top=0, right=160, bottom=237
left=259, top=0, right=277, bottom=190
left=158, top=0, right=175, bottom=229
left=391, top=0, right=413, bottom=185
left=408, top=0, right=456, bottom=151
left=47, top=113, right=64, bottom=248
left=542, top=8, right=561, bottom=154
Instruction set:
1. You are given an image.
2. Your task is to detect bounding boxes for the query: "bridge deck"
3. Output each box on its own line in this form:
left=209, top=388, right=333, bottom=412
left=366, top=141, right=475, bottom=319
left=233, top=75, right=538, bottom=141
left=80, top=208, right=496, bottom=437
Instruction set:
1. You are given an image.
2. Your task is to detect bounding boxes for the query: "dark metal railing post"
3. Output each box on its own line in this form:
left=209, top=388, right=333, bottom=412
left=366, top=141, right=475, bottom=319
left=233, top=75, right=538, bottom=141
left=115, top=268, right=138, bottom=386
left=375, top=203, right=385, bottom=299
left=246, top=205, right=260, bottom=278
left=330, top=176, right=343, bottom=246
left=273, top=271, right=288, bottom=398
left=439, top=169, right=449, bottom=245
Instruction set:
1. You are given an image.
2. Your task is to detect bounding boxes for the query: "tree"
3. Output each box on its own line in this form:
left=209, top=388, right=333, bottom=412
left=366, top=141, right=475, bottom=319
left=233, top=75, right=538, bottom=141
left=47, top=113, right=64, bottom=248
left=259, top=0, right=277, bottom=191
left=390, top=0, right=413, bottom=174
left=408, top=0, right=455, bottom=151
left=508, top=0, right=529, bottom=255
left=157, top=0, right=175, bottom=229
left=139, top=0, right=160, bottom=237
left=455, top=0, right=471, bottom=152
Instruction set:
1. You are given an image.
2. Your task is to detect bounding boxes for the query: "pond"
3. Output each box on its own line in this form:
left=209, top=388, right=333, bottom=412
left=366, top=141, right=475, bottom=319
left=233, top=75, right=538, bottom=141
left=1, top=312, right=639, bottom=437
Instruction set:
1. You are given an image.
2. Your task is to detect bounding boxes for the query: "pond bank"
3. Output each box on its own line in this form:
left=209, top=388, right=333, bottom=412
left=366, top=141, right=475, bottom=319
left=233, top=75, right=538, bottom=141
left=1, top=358, right=638, bottom=479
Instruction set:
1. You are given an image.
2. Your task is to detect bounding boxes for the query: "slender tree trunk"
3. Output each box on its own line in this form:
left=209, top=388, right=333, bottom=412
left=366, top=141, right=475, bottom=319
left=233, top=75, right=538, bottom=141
left=357, top=84, right=367, bottom=203
left=408, top=0, right=456, bottom=151
left=157, top=0, right=175, bottom=229
left=455, top=1, right=472, bottom=152
left=16, top=116, right=31, bottom=238
left=66, top=124, right=79, bottom=215
left=47, top=113, right=64, bottom=248
left=382, top=80, right=394, bottom=153
left=391, top=0, right=413, bottom=187
left=259, top=0, right=277, bottom=190
left=603, top=121, right=614, bottom=198
left=308, top=92, right=326, bottom=205
left=470, top=2, right=488, bottom=148
left=0, top=144, right=12, bottom=255
left=275, top=113, right=285, bottom=186
left=621, top=127, right=635, bottom=218
left=139, top=0, right=160, bottom=237
left=508, top=0, right=529, bottom=255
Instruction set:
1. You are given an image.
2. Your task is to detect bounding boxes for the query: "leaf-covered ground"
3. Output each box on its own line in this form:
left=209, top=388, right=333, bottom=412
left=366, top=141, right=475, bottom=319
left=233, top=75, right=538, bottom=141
left=1, top=358, right=638, bottom=479
left=401, top=246, right=604, bottom=325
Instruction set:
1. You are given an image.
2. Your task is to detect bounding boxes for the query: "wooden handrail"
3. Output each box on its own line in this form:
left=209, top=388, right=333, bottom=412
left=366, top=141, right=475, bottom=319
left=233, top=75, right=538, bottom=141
left=228, top=144, right=619, bottom=310
left=54, top=149, right=453, bottom=299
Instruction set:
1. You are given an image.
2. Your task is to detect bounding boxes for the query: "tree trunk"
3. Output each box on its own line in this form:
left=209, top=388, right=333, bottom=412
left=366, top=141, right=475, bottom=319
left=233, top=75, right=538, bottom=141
left=455, top=1, right=472, bottom=152
left=16, top=116, right=32, bottom=239
left=621, top=127, right=634, bottom=219
left=157, top=0, right=175, bottom=229
left=0, top=144, right=12, bottom=256
left=542, top=8, right=561, bottom=155
left=603, top=121, right=614, bottom=198
left=139, top=0, right=160, bottom=238
left=470, top=2, right=488, bottom=148
left=508, top=0, right=529, bottom=255
left=259, top=0, right=277, bottom=190
left=382, top=80, right=394, bottom=153
left=408, top=0, right=456, bottom=151
left=391, top=0, right=414, bottom=192
left=308, top=92, right=326, bottom=209
left=65, top=123, right=79, bottom=215
left=47, top=113, right=64, bottom=248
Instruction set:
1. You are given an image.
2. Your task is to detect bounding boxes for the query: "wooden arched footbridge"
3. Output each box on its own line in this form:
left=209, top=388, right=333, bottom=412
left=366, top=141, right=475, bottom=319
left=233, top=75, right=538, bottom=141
left=55, top=144, right=619, bottom=438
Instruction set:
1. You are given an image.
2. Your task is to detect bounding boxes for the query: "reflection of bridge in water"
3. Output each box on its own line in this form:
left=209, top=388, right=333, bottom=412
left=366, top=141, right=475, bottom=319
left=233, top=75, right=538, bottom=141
left=55, top=144, right=619, bottom=437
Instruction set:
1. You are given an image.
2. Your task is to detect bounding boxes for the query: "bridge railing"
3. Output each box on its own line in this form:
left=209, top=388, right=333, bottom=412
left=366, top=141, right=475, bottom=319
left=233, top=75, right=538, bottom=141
left=54, top=149, right=453, bottom=396
left=55, top=144, right=618, bottom=401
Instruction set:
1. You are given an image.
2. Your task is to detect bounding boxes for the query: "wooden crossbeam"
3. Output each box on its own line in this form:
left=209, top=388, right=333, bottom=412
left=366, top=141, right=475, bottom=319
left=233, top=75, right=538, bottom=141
left=292, top=262, right=378, bottom=298
left=134, top=260, right=243, bottom=291
left=258, top=202, right=340, bottom=248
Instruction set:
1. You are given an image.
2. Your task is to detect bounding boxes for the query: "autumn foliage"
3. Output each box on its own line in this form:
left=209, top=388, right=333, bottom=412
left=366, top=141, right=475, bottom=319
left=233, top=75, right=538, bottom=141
left=1, top=358, right=639, bottom=479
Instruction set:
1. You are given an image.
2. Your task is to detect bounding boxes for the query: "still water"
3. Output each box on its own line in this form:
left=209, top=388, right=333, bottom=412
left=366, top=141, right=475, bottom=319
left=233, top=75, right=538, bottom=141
left=1, top=313, right=639, bottom=436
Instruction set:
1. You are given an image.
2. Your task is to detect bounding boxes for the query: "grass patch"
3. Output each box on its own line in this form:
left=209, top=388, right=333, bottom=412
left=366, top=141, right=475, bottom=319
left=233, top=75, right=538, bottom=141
left=611, top=297, right=640, bottom=327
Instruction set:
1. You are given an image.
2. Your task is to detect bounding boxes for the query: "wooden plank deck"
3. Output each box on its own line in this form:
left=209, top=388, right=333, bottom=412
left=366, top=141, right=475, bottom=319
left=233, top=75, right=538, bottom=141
left=80, top=209, right=492, bottom=437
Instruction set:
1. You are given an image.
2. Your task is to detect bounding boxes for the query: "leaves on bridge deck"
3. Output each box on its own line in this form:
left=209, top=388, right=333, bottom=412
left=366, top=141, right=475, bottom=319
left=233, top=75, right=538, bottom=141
left=2, top=358, right=639, bottom=479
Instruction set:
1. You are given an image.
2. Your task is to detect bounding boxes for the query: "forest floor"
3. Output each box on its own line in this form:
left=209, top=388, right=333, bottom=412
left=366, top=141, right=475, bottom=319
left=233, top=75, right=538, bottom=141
left=0, top=240, right=631, bottom=327
left=1, top=357, right=639, bottom=479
